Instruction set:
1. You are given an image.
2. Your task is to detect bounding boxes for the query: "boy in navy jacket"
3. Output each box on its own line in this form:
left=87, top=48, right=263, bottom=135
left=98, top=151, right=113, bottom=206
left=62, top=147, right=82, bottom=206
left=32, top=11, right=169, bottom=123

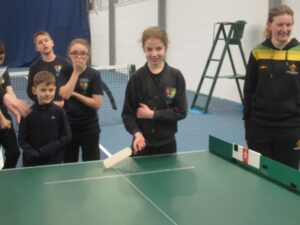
left=19, top=71, right=71, bottom=167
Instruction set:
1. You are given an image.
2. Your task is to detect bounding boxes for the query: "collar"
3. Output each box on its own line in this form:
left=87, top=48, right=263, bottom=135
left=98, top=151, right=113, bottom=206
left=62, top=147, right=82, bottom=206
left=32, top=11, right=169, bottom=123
left=34, top=102, right=53, bottom=110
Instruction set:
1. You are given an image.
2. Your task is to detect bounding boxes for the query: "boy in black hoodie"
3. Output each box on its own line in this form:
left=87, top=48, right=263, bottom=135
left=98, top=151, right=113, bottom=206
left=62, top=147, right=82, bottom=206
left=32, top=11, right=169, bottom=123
left=19, top=71, right=71, bottom=167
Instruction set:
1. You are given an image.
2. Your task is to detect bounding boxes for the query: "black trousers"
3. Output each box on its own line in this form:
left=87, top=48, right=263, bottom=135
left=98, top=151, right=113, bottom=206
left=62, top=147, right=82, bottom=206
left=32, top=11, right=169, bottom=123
left=0, top=126, right=20, bottom=169
left=245, top=122, right=300, bottom=169
left=64, top=127, right=100, bottom=163
left=133, top=140, right=177, bottom=157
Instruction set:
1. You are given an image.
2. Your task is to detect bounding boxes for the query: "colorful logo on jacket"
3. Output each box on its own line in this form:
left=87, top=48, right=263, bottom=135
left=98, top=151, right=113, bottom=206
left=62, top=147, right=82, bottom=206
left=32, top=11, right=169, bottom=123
left=286, top=63, right=298, bottom=75
left=0, top=77, right=5, bottom=85
left=79, top=78, right=89, bottom=91
left=165, top=87, right=176, bottom=104
left=294, top=139, right=300, bottom=150
left=54, top=65, right=62, bottom=77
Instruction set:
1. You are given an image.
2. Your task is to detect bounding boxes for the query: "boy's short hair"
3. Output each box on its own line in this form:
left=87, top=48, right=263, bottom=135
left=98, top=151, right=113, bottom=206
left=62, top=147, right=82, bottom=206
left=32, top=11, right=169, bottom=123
left=33, top=71, right=56, bottom=87
left=0, top=40, right=5, bottom=54
left=33, top=31, right=52, bottom=44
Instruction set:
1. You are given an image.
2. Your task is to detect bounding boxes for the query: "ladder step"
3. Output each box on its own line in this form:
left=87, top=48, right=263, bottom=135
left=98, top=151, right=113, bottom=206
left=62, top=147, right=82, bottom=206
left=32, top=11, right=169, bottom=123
left=204, top=75, right=216, bottom=79
left=210, top=58, right=221, bottom=62
left=216, top=38, right=241, bottom=45
left=219, top=74, right=245, bottom=79
left=203, top=74, right=245, bottom=79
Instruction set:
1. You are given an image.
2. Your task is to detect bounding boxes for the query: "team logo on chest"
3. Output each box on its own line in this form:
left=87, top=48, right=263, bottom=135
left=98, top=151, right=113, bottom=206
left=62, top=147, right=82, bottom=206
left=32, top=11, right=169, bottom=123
left=54, top=65, right=62, bottom=77
left=164, top=86, right=176, bottom=104
left=0, top=77, right=5, bottom=85
left=79, top=78, right=89, bottom=91
left=286, top=63, right=298, bottom=75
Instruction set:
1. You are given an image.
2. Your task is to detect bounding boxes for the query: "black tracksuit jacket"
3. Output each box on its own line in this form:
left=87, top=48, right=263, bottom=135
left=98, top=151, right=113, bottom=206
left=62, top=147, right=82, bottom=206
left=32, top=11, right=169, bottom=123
left=243, top=38, right=300, bottom=127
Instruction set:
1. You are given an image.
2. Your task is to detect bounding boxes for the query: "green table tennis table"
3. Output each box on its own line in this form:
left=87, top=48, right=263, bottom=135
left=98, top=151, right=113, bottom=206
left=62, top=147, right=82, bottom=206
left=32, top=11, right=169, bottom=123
left=1, top=136, right=300, bottom=225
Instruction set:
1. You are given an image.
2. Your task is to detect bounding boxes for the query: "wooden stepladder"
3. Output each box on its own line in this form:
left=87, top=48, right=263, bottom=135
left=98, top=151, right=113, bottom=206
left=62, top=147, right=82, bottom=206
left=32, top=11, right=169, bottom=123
left=191, top=21, right=247, bottom=113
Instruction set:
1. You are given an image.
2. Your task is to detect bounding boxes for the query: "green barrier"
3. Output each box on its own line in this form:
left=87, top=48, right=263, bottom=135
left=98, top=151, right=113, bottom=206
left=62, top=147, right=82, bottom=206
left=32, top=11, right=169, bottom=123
left=261, top=156, right=300, bottom=192
left=209, top=135, right=300, bottom=193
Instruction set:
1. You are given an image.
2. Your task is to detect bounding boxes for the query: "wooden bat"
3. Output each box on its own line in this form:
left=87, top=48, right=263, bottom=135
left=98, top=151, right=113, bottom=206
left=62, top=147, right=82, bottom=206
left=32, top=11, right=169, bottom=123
left=103, top=147, right=132, bottom=169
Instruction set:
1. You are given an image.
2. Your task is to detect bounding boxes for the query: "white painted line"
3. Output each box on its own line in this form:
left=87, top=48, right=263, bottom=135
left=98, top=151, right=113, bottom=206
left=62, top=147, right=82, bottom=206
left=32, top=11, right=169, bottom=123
left=116, top=168, right=179, bottom=225
left=0, top=147, right=4, bottom=170
left=44, top=166, right=194, bottom=185
left=99, top=144, right=112, bottom=157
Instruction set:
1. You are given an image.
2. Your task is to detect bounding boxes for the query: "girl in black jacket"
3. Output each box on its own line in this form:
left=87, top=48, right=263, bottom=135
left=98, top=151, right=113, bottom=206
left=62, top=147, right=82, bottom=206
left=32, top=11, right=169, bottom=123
left=122, top=26, right=187, bottom=156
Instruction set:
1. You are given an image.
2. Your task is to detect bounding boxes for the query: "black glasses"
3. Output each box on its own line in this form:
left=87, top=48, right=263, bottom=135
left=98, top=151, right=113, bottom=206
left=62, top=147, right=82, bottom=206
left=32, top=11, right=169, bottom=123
left=69, top=51, right=89, bottom=57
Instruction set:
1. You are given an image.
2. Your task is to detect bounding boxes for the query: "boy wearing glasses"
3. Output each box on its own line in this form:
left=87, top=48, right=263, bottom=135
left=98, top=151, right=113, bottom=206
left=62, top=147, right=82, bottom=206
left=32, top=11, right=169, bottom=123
left=27, top=31, right=70, bottom=107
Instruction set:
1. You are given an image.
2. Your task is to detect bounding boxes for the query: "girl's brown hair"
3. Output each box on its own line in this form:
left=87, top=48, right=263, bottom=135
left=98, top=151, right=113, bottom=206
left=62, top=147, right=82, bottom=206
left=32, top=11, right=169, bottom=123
left=141, top=26, right=169, bottom=48
left=67, top=38, right=91, bottom=64
left=264, top=4, right=294, bottom=39
left=67, top=38, right=91, bottom=55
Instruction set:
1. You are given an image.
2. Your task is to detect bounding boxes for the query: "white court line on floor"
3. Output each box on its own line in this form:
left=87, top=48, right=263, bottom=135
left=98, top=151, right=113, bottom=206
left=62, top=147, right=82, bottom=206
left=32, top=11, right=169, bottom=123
left=99, top=144, right=112, bottom=157
left=44, top=166, right=194, bottom=185
left=0, top=146, right=4, bottom=170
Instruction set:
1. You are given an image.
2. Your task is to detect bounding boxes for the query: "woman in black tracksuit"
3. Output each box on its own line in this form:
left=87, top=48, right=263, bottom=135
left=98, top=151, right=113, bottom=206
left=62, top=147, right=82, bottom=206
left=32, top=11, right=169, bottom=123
left=122, top=26, right=187, bottom=156
left=244, top=4, right=300, bottom=169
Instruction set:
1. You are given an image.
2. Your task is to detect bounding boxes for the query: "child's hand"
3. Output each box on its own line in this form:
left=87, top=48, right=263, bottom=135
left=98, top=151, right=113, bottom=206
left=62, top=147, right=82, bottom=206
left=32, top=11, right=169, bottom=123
left=3, top=94, right=30, bottom=118
left=14, top=112, right=21, bottom=124
left=53, top=100, right=64, bottom=108
left=136, top=103, right=154, bottom=119
left=132, top=132, right=146, bottom=154
left=73, top=61, right=86, bottom=74
left=0, top=117, right=11, bottom=129
left=23, top=149, right=41, bottom=165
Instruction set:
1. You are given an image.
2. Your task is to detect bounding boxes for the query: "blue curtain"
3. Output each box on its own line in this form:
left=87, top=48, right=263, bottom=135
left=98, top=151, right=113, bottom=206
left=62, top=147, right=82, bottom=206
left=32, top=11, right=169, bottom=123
left=0, top=0, right=90, bottom=67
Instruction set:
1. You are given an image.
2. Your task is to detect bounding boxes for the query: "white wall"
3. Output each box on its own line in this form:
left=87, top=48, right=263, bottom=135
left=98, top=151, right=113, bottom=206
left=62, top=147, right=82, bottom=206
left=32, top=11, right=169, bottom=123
left=114, top=0, right=157, bottom=66
left=284, top=0, right=300, bottom=39
left=89, top=9, right=110, bottom=65
left=166, top=0, right=267, bottom=102
left=89, top=0, right=157, bottom=67
left=89, top=0, right=300, bottom=103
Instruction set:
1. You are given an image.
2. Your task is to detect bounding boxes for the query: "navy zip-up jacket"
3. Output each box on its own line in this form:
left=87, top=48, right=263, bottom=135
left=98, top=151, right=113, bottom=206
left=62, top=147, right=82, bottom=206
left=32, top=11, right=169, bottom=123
left=19, top=102, right=71, bottom=166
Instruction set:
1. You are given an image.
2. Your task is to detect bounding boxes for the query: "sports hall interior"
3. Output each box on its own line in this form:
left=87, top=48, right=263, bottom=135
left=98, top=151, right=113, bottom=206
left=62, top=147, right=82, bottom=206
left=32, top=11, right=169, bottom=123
left=1, top=0, right=300, bottom=162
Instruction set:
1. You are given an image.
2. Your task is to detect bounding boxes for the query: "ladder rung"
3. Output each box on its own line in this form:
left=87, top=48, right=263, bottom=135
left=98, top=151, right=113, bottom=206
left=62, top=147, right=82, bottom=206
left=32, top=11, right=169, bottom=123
left=219, top=74, right=245, bottom=79
left=215, top=38, right=241, bottom=44
left=203, top=74, right=245, bottom=79
left=235, top=74, right=245, bottom=79
left=204, top=75, right=216, bottom=79
left=210, top=58, right=221, bottom=62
